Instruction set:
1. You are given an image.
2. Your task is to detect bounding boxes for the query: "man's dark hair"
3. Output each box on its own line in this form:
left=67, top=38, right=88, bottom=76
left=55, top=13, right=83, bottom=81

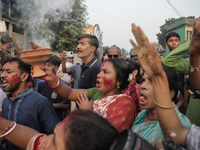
left=166, top=32, right=180, bottom=42
left=109, top=45, right=121, bottom=55
left=45, top=55, right=61, bottom=67
left=64, top=110, right=119, bottom=150
left=3, top=57, right=31, bottom=82
left=77, top=34, right=99, bottom=55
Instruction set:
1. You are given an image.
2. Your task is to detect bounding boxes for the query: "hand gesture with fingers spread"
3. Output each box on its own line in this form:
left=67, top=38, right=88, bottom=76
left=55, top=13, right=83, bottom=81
left=76, top=92, right=93, bottom=111
left=130, top=23, right=163, bottom=78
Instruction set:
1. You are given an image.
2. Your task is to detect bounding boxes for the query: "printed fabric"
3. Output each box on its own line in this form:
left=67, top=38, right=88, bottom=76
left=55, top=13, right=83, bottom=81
left=93, top=94, right=136, bottom=132
left=131, top=105, right=191, bottom=143
left=123, top=82, right=141, bottom=115
left=186, top=124, right=200, bottom=150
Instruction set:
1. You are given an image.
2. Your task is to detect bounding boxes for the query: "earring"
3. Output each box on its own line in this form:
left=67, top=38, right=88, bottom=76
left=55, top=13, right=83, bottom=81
left=116, top=83, right=120, bottom=89
left=133, top=76, right=135, bottom=79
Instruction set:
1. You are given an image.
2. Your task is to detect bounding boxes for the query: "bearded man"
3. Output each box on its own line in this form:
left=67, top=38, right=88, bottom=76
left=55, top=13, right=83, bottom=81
left=1, top=57, right=59, bottom=150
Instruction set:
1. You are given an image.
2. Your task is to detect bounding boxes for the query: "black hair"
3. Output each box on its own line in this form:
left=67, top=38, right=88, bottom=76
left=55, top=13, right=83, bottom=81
left=109, top=58, right=132, bottom=91
left=109, top=45, right=121, bottom=55
left=77, top=34, right=99, bottom=56
left=65, top=110, right=119, bottom=150
left=162, top=64, right=180, bottom=102
left=126, top=58, right=142, bottom=84
left=45, top=55, right=61, bottom=67
left=3, top=57, right=31, bottom=82
left=166, top=32, right=180, bottom=42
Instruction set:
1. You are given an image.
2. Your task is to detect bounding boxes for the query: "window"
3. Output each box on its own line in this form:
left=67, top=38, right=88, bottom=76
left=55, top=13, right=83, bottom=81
left=186, top=30, right=193, bottom=40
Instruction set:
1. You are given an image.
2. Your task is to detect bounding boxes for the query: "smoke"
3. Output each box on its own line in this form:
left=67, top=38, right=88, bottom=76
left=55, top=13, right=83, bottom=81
left=18, top=0, right=75, bottom=48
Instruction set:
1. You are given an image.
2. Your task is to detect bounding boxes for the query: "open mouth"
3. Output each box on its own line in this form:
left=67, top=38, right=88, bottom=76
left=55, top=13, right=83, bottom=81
left=1, top=79, right=9, bottom=88
left=96, top=80, right=100, bottom=88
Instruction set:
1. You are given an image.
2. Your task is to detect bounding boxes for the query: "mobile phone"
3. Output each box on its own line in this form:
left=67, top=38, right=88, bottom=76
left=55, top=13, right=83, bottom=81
left=64, top=51, right=73, bottom=57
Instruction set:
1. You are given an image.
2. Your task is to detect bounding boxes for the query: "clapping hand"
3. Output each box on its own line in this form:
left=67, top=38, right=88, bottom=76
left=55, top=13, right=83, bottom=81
left=76, top=92, right=93, bottom=111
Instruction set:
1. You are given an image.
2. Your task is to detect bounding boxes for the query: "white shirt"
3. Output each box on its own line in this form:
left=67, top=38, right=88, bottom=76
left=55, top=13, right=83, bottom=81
left=57, top=62, right=73, bottom=83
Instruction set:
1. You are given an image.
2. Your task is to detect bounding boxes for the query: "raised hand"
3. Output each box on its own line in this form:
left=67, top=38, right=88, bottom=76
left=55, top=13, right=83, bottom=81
left=130, top=23, right=163, bottom=78
left=190, top=17, right=200, bottom=54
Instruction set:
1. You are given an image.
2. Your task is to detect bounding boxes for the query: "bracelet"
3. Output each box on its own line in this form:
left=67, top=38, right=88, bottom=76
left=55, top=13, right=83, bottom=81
left=189, top=64, right=200, bottom=73
left=48, top=77, right=61, bottom=88
left=0, top=121, right=14, bottom=135
left=154, top=100, right=174, bottom=109
left=0, top=122, right=17, bottom=137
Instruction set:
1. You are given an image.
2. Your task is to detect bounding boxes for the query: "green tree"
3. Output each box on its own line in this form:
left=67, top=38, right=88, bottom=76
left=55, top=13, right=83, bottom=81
left=121, top=48, right=129, bottom=58
left=4, top=0, right=88, bottom=52
left=52, top=0, right=88, bottom=51
left=103, top=46, right=109, bottom=51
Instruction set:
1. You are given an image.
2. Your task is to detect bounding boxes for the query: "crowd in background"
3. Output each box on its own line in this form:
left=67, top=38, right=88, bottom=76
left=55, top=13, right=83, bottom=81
left=0, top=17, right=199, bottom=150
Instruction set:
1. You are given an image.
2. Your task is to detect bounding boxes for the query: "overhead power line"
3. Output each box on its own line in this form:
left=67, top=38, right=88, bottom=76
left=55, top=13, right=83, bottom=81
left=87, top=8, right=157, bottom=34
left=166, top=0, right=183, bottom=17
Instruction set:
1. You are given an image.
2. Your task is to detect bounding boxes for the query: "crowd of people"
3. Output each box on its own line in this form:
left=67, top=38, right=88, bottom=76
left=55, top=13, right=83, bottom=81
left=0, top=16, right=199, bottom=150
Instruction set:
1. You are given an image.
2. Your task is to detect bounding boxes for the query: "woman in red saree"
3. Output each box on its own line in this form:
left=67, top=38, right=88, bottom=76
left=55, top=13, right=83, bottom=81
left=37, top=58, right=136, bottom=132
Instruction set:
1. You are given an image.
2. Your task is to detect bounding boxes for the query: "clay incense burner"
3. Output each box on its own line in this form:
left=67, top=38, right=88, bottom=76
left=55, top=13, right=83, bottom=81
left=13, top=35, right=52, bottom=77
left=19, top=48, right=52, bottom=78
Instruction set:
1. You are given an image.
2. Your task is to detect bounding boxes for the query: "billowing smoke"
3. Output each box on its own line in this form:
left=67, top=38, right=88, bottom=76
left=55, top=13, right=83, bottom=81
left=18, top=0, right=75, bottom=48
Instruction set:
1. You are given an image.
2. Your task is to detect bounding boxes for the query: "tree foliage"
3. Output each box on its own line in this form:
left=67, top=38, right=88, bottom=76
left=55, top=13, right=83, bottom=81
left=51, top=0, right=88, bottom=51
left=121, top=47, right=129, bottom=58
left=103, top=46, right=109, bottom=51
left=2, top=0, right=88, bottom=52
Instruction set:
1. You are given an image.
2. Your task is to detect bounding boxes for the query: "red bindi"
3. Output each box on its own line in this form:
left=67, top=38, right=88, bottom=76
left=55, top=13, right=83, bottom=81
left=101, top=59, right=110, bottom=69
left=78, top=39, right=85, bottom=43
left=2, top=62, right=8, bottom=70
left=103, top=76, right=114, bottom=88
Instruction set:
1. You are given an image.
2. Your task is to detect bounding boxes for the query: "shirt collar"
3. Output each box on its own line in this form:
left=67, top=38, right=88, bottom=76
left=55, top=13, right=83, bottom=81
left=7, top=88, right=33, bottom=99
left=82, top=57, right=98, bottom=68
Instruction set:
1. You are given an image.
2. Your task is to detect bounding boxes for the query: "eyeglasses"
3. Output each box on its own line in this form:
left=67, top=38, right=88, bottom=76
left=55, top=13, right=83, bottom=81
left=108, top=55, right=119, bottom=58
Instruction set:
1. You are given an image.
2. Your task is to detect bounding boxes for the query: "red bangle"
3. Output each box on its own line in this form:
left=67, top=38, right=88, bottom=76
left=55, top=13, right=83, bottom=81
left=48, top=77, right=61, bottom=88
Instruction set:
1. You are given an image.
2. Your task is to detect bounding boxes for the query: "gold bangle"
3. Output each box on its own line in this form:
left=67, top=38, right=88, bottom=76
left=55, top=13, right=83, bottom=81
left=154, top=100, right=174, bottom=109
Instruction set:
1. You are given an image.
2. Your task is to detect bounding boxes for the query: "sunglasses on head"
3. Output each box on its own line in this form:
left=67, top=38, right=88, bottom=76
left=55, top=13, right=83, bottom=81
left=108, top=55, right=118, bottom=58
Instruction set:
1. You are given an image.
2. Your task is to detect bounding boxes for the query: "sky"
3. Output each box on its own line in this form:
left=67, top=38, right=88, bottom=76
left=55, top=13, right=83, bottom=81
left=84, top=0, right=200, bottom=53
